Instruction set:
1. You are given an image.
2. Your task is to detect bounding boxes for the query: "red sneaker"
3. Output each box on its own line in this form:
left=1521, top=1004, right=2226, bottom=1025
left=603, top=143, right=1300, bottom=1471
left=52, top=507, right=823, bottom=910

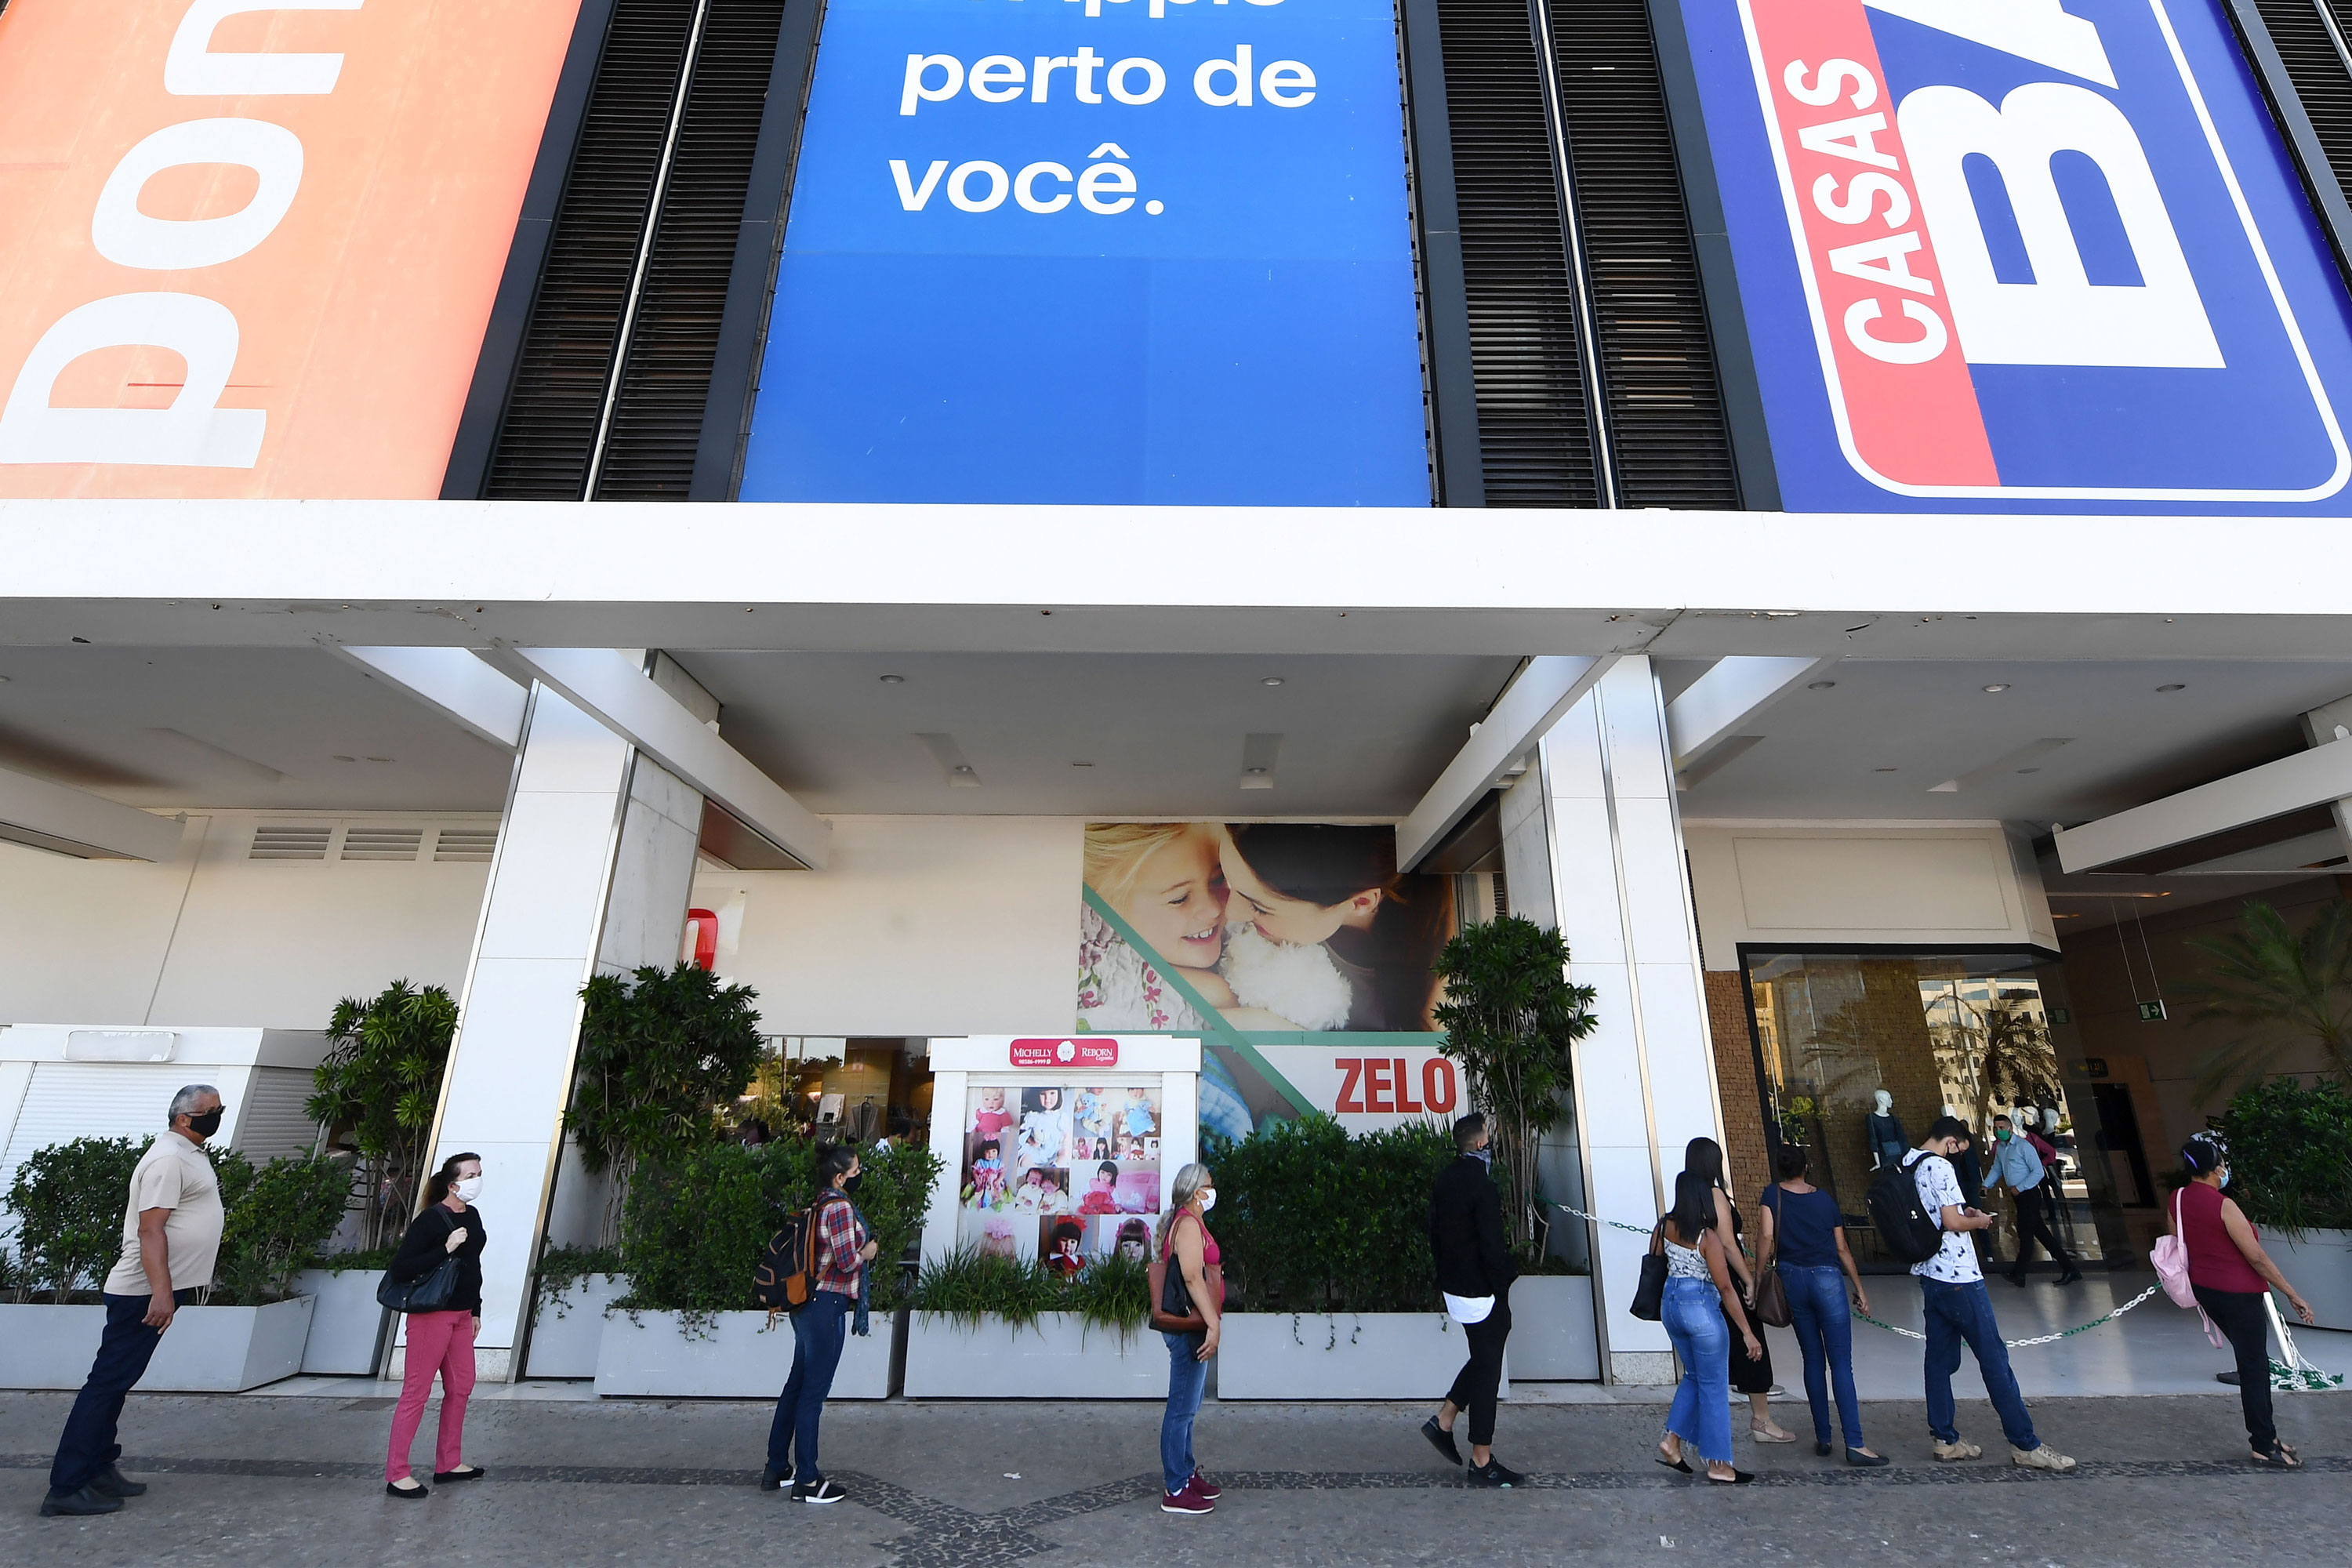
left=1190, top=1470, right=1221, bottom=1501
left=1161, top=1477, right=1214, bottom=1515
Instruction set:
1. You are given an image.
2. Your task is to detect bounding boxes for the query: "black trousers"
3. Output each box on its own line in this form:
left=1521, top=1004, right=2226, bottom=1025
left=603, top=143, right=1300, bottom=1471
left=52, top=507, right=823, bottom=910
left=2006, top=1183, right=2075, bottom=1275
left=1444, top=1299, right=1512, bottom=1447
left=49, top=1291, right=191, bottom=1496
left=2194, top=1284, right=2277, bottom=1451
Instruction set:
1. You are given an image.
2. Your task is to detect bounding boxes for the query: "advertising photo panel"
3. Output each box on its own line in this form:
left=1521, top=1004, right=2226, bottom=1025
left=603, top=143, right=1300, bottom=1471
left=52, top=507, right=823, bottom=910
left=1014, top=1085, right=1073, bottom=1178
left=961, top=1208, right=1034, bottom=1262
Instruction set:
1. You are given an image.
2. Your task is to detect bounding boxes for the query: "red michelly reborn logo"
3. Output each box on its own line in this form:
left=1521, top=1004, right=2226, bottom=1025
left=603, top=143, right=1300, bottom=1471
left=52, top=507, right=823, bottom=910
left=1010, top=1037, right=1119, bottom=1068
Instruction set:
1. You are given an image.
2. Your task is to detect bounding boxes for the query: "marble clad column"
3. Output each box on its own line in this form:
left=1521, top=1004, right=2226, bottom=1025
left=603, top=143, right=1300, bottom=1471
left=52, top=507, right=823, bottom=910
left=1537, top=656, right=1727, bottom=1384
left=420, top=683, right=702, bottom=1381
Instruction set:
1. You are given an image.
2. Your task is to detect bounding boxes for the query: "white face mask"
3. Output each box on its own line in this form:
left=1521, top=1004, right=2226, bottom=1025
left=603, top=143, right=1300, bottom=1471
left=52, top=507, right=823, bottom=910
left=453, top=1176, right=484, bottom=1203
left=1198, top=1188, right=1217, bottom=1213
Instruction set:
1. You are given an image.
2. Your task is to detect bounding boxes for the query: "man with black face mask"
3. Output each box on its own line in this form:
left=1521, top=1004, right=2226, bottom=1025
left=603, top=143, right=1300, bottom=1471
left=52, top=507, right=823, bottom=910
left=1423, top=1112, right=1525, bottom=1487
left=43, top=1085, right=228, bottom=1517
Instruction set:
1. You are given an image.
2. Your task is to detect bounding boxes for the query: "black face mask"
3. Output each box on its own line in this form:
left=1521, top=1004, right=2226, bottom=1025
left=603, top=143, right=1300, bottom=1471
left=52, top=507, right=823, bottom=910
left=187, top=1108, right=224, bottom=1139
left=840, top=1173, right=864, bottom=1196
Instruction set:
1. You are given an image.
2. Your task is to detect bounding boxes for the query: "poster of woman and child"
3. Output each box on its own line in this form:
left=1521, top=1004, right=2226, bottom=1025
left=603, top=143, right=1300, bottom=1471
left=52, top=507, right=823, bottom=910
left=1076, top=822, right=1456, bottom=1145
left=957, top=1081, right=1163, bottom=1263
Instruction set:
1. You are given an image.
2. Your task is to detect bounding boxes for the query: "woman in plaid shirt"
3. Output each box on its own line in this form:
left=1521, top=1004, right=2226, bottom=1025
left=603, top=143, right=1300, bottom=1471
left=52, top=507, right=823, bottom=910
left=762, top=1145, right=877, bottom=1504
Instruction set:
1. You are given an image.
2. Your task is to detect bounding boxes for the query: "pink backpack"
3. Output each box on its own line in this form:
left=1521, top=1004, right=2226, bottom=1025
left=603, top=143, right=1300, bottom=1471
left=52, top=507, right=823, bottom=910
left=2151, top=1188, right=2198, bottom=1308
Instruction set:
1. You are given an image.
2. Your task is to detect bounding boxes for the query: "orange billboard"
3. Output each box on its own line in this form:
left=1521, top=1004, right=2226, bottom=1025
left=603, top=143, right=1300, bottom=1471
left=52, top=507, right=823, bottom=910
left=0, top=0, right=581, bottom=497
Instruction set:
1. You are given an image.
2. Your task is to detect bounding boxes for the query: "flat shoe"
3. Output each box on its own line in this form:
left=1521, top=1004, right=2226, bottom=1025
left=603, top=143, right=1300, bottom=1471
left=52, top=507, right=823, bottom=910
left=384, top=1481, right=429, bottom=1500
left=1846, top=1449, right=1890, bottom=1468
left=432, top=1466, right=483, bottom=1483
left=1704, top=1469, right=1755, bottom=1485
left=1655, top=1448, right=1693, bottom=1474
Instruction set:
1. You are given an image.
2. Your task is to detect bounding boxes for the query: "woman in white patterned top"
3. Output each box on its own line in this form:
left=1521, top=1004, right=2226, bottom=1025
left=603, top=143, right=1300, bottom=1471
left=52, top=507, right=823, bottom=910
left=1652, top=1171, right=1763, bottom=1485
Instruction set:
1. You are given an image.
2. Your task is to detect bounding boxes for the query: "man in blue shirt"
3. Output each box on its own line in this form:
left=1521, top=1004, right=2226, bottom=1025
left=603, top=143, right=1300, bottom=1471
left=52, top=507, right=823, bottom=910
left=1986, top=1113, right=2082, bottom=1287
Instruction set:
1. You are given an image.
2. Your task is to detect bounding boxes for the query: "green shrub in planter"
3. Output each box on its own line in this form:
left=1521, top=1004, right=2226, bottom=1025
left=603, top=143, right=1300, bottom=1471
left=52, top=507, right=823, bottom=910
left=1206, top=1114, right=1455, bottom=1313
left=2216, top=1077, right=2352, bottom=1236
left=5, top=1136, right=147, bottom=1302
left=909, top=1246, right=1062, bottom=1330
left=212, top=1154, right=353, bottom=1305
left=618, top=1138, right=943, bottom=1316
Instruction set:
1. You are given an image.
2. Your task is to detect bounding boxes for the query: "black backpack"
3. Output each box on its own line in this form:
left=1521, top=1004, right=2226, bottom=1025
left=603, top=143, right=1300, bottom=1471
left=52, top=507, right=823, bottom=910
left=751, top=1198, right=837, bottom=1312
left=1866, top=1152, right=1946, bottom=1265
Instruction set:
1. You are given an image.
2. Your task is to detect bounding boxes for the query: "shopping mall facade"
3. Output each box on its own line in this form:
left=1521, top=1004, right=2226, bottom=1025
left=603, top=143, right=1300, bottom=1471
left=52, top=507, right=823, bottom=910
left=5, top=0, right=2352, bottom=1385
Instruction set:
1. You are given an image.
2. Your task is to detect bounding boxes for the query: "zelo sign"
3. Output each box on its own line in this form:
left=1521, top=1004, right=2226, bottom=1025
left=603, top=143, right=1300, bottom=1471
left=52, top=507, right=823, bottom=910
left=1681, top=0, right=2352, bottom=510
left=739, top=0, right=1430, bottom=504
left=0, top=0, right=579, bottom=496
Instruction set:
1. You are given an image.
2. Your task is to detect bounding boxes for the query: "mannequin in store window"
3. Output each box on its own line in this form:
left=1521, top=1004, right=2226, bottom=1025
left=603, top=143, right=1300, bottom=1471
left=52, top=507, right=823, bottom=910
left=1867, top=1091, right=1907, bottom=1171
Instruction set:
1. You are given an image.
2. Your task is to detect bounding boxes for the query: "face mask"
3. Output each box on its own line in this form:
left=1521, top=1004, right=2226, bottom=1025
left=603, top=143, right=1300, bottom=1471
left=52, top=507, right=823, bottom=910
left=1995, top=1130, right=2011, bottom=1142
left=1198, top=1189, right=1217, bottom=1212
left=841, top=1173, right=864, bottom=1195
left=453, top=1176, right=484, bottom=1203
left=1468, top=1146, right=1494, bottom=1167
left=187, top=1108, right=223, bottom=1139
left=2220, top=1169, right=2232, bottom=1190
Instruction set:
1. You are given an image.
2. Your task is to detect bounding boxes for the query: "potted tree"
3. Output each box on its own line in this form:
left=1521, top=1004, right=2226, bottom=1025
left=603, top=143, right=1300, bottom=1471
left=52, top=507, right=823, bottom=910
left=1429, top=914, right=1602, bottom=1382
left=2214, top=1078, right=2352, bottom=1329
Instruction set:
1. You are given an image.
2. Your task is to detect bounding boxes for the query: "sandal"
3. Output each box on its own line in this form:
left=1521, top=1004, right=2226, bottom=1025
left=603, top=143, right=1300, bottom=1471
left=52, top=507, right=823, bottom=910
left=2251, top=1442, right=2302, bottom=1469
left=1749, top=1423, right=1796, bottom=1444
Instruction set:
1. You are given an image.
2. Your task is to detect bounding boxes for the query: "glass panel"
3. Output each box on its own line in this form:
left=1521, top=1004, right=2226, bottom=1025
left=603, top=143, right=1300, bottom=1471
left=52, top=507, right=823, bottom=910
left=1746, top=950, right=2127, bottom=1269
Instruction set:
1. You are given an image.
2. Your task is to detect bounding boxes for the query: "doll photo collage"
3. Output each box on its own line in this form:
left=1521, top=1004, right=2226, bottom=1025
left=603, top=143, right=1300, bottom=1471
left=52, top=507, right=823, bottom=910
left=958, top=1082, right=1162, bottom=1272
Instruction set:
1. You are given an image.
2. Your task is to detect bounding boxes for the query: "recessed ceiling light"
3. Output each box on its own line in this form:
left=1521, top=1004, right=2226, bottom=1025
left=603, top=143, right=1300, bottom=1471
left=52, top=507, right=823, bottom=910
left=2156, top=683, right=2186, bottom=692
left=1071, top=761, right=1094, bottom=768
left=879, top=673, right=906, bottom=684
left=1874, top=767, right=1897, bottom=773
left=2016, top=767, right=2042, bottom=774
left=366, top=756, right=394, bottom=764
left=1261, top=677, right=1285, bottom=687
left=332, top=755, right=355, bottom=763
left=1982, top=684, right=2010, bottom=693
left=1246, top=766, right=1269, bottom=775
left=1807, top=680, right=1836, bottom=691
left=953, top=764, right=974, bottom=775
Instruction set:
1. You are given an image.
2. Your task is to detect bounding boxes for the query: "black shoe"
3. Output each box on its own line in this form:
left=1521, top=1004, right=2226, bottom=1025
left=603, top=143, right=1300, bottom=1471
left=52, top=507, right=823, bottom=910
left=2053, top=1271, right=2084, bottom=1286
left=1814, top=1441, right=1833, bottom=1457
left=88, top=1465, right=147, bottom=1499
left=2217, top=1370, right=2241, bottom=1387
left=759, top=1466, right=786, bottom=1491
left=793, top=1477, right=847, bottom=1504
left=1421, top=1417, right=1463, bottom=1466
left=383, top=1480, right=429, bottom=1501
left=1467, top=1459, right=1525, bottom=1488
left=1846, top=1449, right=1890, bottom=1468
left=432, top=1466, right=483, bottom=1484
left=40, top=1485, right=123, bottom=1517
left=2005, top=1273, right=2028, bottom=1287
left=1705, top=1468, right=1757, bottom=1485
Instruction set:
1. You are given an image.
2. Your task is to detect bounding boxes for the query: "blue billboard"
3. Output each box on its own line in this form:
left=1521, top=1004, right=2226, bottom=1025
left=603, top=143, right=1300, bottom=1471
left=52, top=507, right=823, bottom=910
left=1679, top=0, right=2352, bottom=512
left=740, top=0, right=1431, bottom=505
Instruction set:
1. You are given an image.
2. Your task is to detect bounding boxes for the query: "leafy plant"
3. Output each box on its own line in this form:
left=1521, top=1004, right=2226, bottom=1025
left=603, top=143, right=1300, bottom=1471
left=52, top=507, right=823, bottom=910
left=909, top=1245, right=1062, bottom=1330
left=1431, top=914, right=1599, bottom=1250
left=210, top=1154, right=353, bottom=1305
left=535, top=1243, right=624, bottom=1316
left=1065, top=1249, right=1152, bottom=1341
left=1206, top=1113, right=1457, bottom=1313
left=307, top=980, right=458, bottom=1249
left=2215, top=1077, right=2352, bottom=1236
left=5, top=1136, right=147, bottom=1302
left=2179, top=900, right=2352, bottom=1102
left=308, top=1246, right=395, bottom=1275
left=567, top=964, right=767, bottom=1240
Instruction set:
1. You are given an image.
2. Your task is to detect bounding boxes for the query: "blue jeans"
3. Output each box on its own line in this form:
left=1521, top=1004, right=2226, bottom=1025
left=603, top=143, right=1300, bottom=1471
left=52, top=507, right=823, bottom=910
left=1920, top=1276, right=2038, bottom=1451
left=768, top=1290, right=848, bottom=1483
left=1780, top=1265, right=1863, bottom=1450
left=1160, top=1331, right=1207, bottom=1495
left=1661, top=1278, right=1733, bottom=1465
left=49, top=1292, right=186, bottom=1496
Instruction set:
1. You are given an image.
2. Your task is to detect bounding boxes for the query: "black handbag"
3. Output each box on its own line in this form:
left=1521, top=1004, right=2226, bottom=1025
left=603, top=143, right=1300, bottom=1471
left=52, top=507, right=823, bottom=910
left=377, top=1256, right=462, bottom=1313
left=1631, top=1222, right=1668, bottom=1322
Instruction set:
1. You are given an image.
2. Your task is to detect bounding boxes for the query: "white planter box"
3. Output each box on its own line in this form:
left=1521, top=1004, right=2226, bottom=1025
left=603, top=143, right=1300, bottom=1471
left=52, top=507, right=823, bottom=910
left=593, top=1307, right=896, bottom=1399
left=1216, top=1312, right=1510, bottom=1401
left=527, top=1272, right=627, bottom=1379
left=2267, top=1230, right=2352, bottom=1331
left=902, top=1312, right=1164, bottom=1399
left=0, top=1297, right=314, bottom=1392
left=291, top=1269, right=389, bottom=1375
left=1508, top=1274, right=1600, bottom=1381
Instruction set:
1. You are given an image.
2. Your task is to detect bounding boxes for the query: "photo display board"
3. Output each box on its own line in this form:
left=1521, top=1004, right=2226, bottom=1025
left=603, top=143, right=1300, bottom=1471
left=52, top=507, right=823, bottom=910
left=922, top=1036, right=1201, bottom=1265
left=740, top=0, right=1430, bottom=504
left=1678, top=0, right=2352, bottom=512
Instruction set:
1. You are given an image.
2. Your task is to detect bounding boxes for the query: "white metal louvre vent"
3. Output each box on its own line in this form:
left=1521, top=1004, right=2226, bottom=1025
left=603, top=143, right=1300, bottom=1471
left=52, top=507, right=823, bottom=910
left=338, top=827, right=426, bottom=862
left=434, top=827, right=499, bottom=862
left=249, top=824, right=332, bottom=860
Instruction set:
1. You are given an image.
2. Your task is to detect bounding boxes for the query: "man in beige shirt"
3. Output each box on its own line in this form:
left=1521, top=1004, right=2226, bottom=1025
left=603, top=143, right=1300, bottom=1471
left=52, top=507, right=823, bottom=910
left=42, top=1085, right=227, bottom=1519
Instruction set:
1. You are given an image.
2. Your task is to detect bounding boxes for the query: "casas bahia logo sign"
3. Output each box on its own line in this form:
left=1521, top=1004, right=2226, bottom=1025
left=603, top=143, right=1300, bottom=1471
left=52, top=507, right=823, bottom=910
left=1682, top=0, right=2352, bottom=511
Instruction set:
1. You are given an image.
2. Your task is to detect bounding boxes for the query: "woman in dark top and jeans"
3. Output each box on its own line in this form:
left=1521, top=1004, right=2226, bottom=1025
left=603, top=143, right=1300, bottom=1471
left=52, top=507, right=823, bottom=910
left=383, top=1152, right=487, bottom=1498
left=1758, top=1145, right=1885, bottom=1465
left=2172, top=1135, right=2317, bottom=1468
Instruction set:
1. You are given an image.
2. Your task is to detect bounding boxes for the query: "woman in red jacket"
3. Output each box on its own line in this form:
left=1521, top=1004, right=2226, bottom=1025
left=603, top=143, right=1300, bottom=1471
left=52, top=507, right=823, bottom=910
left=2170, top=1135, right=2317, bottom=1468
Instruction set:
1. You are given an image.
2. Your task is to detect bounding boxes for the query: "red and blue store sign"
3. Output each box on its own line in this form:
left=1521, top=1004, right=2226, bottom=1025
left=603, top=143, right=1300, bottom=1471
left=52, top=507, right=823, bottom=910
left=1680, top=0, right=2352, bottom=510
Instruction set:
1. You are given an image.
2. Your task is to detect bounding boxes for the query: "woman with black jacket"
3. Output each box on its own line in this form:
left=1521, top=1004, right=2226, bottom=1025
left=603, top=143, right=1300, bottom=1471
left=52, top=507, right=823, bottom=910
left=382, top=1153, right=487, bottom=1499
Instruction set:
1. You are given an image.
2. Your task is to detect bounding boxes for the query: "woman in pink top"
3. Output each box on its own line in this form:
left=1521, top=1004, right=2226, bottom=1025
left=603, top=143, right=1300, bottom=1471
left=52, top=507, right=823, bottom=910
left=1156, top=1163, right=1223, bottom=1515
left=2170, top=1135, right=2316, bottom=1468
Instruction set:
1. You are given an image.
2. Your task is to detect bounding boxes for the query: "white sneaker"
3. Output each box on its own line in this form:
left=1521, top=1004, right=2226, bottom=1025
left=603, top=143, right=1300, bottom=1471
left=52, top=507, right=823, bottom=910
left=1932, top=1437, right=1981, bottom=1461
left=2011, top=1443, right=2076, bottom=1472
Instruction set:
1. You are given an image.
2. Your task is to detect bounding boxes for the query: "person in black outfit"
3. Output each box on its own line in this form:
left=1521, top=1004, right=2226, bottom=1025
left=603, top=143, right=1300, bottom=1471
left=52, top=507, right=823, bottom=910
left=381, top=1153, right=488, bottom=1498
left=1421, top=1113, right=1524, bottom=1487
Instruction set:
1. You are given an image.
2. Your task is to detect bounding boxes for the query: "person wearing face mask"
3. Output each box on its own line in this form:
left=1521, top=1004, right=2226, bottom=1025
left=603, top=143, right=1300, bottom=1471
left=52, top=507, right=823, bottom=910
left=382, top=1152, right=488, bottom=1497
left=42, top=1086, right=228, bottom=1517
left=763, top=1143, right=878, bottom=1503
left=1156, top=1162, right=1225, bottom=1515
left=2171, top=1134, right=2316, bottom=1468
left=1987, top=1113, right=2081, bottom=1287
left=1421, top=1113, right=1525, bottom=1487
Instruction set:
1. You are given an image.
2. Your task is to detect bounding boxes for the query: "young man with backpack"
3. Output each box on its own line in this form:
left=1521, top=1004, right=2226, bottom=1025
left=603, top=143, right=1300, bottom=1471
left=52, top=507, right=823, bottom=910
left=759, top=1144, right=877, bottom=1503
left=1895, top=1117, right=2076, bottom=1472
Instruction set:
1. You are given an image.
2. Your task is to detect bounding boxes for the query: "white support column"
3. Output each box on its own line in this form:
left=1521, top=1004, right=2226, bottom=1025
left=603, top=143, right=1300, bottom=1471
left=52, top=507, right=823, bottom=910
left=1539, top=656, right=1726, bottom=1384
left=422, top=684, right=702, bottom=1381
